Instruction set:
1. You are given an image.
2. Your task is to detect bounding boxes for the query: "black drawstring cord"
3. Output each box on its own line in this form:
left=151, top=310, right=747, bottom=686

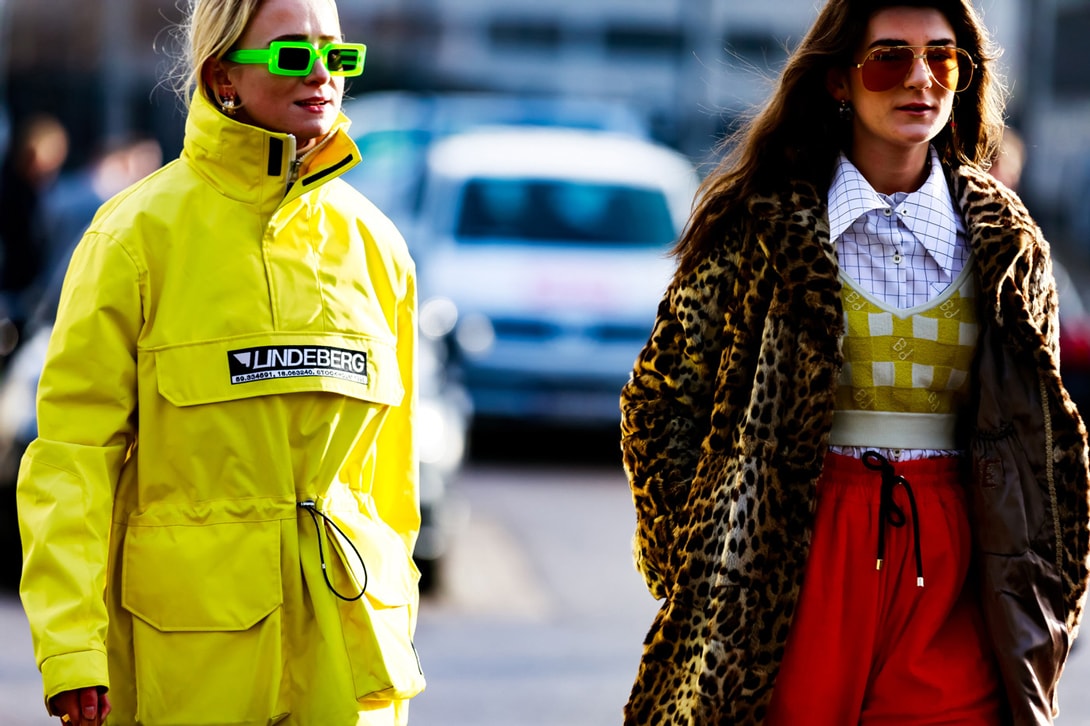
left=861, top=452, right=924, bottom=588
left=298, top=500, right=368, bottom=601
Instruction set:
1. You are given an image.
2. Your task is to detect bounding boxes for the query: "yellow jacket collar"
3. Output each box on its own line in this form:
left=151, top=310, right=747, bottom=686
left=182, top=89, right=361, bottom=211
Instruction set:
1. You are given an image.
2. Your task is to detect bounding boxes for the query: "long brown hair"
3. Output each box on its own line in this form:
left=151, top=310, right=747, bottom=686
left=674, top=0, right=1006, bottom=274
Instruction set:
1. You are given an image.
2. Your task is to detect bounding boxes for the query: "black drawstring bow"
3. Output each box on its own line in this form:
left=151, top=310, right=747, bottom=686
left=862, top=451, right=924, bottom=588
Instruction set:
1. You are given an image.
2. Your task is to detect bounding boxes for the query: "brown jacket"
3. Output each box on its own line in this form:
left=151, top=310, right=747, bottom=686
left=621, top=163, right=1090, bottom=725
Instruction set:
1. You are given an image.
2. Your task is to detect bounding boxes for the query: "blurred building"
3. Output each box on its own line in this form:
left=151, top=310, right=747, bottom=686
left=2, top=0, right=1088, bottom=248
left=0, top=0, right=1026, bottom=158
left=1018, top=0, right=1090, bottom=253
left=0, top=0, right=8, bottom=158
left=364, top=0, right=814, bottom=156
left=344, top=0, right=1027, bottom=158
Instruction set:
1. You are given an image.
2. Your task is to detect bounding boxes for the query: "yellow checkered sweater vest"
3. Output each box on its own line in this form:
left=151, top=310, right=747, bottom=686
left=830, top=266, right=978, bottom=449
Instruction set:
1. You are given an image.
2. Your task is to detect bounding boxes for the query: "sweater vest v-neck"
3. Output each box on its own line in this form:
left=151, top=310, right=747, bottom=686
left=830, top=265, right=978, bottom=450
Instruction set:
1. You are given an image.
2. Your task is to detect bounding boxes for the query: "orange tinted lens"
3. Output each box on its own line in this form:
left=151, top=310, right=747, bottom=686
left=860, top=47, right=915, bottom=91
left=925, top=48, right=962, bottom=90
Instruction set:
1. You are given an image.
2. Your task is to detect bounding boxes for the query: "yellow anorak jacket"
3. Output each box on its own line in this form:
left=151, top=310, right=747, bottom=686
left=17, top=89, right=424, bottom=725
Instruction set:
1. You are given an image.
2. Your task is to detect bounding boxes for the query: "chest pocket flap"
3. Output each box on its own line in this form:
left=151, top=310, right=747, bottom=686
left=152, top=333, right=404, bottom=407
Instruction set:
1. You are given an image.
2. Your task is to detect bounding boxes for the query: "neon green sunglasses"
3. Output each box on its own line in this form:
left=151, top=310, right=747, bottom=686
left=226, top=41, right=366, bottom=77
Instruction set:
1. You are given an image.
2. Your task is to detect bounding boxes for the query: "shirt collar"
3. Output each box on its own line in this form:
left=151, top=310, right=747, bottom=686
left=827, top=147, right=967, bottom=274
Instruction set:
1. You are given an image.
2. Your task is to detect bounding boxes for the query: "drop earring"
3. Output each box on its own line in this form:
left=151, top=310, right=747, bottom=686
left=838, top=100, right=853, bottom=121
left=215, top=86, right=242, bottom=115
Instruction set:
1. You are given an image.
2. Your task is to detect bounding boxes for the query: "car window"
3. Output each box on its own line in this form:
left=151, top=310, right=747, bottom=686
left=341, top=129, right=432, bottom=225
left=455, top=178, right=675, bottom=246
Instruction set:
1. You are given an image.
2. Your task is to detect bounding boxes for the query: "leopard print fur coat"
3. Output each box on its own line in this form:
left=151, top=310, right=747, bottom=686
left=621, top=162, right=1090, bottom=725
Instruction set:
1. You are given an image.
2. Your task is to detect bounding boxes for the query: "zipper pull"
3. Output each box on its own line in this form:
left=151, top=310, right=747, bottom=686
left=284, top=134, right=299, bottom=189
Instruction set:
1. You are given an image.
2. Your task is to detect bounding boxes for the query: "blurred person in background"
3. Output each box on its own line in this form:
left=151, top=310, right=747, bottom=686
left=0, top=114, right=68, bottom=345
left=16, top=0, right=424, bottom=724
left=40, top=136, right=164, bottom=276
left=621, top=0, right=1090, bottom=724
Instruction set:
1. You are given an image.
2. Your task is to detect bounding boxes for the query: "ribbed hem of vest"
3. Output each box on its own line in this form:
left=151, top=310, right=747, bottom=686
left=829, top=410, right=958, bottom=449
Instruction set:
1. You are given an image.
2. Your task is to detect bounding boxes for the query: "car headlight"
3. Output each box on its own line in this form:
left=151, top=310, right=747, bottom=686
left=420, top=296, right=459, bottom=340
left=454, top=312, right=495, bottom=357
left=418, top=396, right=466, bottom=472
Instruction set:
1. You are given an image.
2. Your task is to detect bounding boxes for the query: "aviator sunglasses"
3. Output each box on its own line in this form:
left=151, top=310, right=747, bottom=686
left=226, top=40, right=367, bottom=77
left=853, top=45, right=975, bottom=92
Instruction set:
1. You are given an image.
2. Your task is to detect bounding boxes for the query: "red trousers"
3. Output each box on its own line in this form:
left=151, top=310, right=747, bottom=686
left=766, top=453, right=1003, bottom=725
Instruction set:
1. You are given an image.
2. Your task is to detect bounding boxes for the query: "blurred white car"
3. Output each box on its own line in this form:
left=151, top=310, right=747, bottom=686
left=412, top=126, right=700, bottom=426
left=340, top=90, right=652, bottom=236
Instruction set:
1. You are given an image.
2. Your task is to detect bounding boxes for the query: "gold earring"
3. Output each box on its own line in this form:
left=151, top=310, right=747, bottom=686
left=215, top=86, right=241, bottom=115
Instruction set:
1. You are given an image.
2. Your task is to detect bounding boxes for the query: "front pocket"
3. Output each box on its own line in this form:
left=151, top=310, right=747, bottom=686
left=152, top=332, right=404, bottom=408
left=318, top=506, right=426, bottom=701
left=122, top=519, right=286, bottom=725
left=338, top=590, right=425, bottom=701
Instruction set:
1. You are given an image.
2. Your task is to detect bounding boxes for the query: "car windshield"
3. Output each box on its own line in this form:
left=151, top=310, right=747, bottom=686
left=455, top=178, right=675, bottom=246
left=341, top=129, right=431, bottom=227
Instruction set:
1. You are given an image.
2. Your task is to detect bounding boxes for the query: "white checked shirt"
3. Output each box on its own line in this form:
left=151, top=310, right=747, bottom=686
left=828, top=147, right=970, bottom=309
left=827, top=147, right=970, bottom=460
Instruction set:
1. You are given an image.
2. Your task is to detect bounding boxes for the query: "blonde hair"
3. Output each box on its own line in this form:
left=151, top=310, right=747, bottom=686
left=167, top=0, right=345, bottom=106
left=165, top=0, right=264, bottom=106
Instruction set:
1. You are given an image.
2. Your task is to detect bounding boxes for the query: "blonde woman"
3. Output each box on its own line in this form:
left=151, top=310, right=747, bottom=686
left=18, top=0, right=423, bottom=723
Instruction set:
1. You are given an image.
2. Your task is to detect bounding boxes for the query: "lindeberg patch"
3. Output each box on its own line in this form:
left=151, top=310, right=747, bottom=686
left=228, top=345, right=369, bottom=385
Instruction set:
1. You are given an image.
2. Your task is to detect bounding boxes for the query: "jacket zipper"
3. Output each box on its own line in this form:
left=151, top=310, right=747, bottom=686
left=283, top=131, right=352, bottom=194
left=1039, top=374, right=1065, bottom=585
left=286, top=135, right=300, bottom=191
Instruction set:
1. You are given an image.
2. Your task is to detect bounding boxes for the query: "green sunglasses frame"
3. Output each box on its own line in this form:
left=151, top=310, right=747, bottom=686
left=226, top=41, right=367, bottom=77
